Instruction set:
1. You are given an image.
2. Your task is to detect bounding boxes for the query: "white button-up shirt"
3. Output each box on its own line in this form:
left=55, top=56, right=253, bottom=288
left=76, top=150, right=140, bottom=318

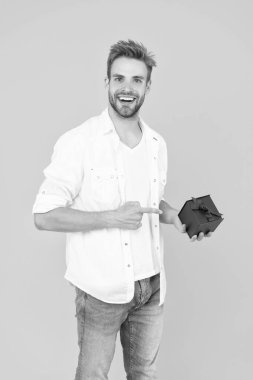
left=32, top=108, right=168, bottom=306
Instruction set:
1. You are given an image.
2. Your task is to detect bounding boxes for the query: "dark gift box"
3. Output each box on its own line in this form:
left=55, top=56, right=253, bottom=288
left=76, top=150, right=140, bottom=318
left=178, top=195, right=223, bottom=238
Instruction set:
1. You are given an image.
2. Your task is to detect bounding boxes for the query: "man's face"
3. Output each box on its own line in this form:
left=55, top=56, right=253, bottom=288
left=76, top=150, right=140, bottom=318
left=106, top=57, right=151, bottom=118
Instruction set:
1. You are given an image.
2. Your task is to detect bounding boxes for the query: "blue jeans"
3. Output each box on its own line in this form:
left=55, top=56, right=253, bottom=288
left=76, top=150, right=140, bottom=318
left=74, top=273, right=164, bottom=380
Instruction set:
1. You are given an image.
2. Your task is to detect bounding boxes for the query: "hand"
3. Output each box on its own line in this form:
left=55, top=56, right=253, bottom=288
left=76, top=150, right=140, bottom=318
left=114, top=201, right=163, bottom=230
left=190, top=231, right=212, bottom=242
left=172, top=212, right=213, bottom=241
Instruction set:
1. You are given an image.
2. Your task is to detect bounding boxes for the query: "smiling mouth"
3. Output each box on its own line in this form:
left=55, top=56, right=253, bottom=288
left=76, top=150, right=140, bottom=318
left=117, top=95, right=136, bottom=104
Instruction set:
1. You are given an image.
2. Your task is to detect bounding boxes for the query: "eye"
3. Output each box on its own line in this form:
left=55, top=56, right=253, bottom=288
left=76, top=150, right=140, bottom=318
left=134, top=78, right=142, bottom=84
left=114, top=77, right=123, bottom=82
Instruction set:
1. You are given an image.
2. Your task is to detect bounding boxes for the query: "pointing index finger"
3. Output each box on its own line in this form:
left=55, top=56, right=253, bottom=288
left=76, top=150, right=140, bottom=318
left=140, top=207, right=163, bottom=214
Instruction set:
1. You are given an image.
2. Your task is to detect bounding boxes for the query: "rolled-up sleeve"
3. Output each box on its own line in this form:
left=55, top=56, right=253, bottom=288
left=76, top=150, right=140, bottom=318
left=32, top=132, right=84, bottom=214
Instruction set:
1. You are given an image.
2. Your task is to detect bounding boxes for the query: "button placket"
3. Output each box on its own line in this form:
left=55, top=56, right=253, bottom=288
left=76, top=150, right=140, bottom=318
left=121, top=229, right=133, bottom=270
left=115, top=147, right=126, bottom=205
left=112, top=134, right=133, bottom=274
left=150, top=137, right=162, bottom=261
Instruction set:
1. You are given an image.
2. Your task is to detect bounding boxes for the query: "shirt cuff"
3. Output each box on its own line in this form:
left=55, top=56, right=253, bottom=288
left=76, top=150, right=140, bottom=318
left=32, top=194, right=70, bottom=214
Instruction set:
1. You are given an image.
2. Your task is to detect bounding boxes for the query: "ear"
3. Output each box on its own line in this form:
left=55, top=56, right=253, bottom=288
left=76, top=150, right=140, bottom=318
left=104, top=77, right=109, bottom=88
left=146, top=80, right=151, bottom=94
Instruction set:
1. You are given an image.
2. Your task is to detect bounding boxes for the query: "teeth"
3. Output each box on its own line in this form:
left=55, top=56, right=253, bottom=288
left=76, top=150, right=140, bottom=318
left=119, top=96, right=135, bottom=101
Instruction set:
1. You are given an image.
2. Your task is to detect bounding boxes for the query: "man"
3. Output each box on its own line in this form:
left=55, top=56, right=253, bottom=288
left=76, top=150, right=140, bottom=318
left=33, top=40, right=211, bottom=380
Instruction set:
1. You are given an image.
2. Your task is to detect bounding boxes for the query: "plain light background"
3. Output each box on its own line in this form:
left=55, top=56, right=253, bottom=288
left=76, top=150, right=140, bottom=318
left=1, top=1, right=252, bottom=379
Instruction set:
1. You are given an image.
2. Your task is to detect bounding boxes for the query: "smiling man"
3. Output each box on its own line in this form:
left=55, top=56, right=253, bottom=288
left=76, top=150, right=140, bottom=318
left=32, top=40, right=211, bottom=380
left=108, top=56, right=148, bottom=118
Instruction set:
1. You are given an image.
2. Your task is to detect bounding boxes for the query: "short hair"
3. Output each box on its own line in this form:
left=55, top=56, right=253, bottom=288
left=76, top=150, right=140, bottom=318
left=107, top=39, right=157, bottom=82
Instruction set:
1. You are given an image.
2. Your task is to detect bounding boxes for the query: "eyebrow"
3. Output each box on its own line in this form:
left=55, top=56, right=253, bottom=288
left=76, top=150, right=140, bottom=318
left=133, top=75, right=145, bottom=80
left=112, top=74, right=145, bottom=80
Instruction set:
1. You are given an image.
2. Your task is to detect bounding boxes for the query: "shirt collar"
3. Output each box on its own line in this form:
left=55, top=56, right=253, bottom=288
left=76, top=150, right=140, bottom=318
left=99, top=107, right=157, bottom=142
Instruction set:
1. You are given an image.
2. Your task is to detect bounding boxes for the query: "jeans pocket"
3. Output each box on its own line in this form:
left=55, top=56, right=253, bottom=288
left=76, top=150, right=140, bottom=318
left=151, top=273, right=160, bottom=292
left=75, top=287, right=87, bottom=318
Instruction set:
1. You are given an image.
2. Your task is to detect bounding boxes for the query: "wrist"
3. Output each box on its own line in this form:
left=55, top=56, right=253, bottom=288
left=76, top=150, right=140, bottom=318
left=160, top=207, right=178, bottom=224
left=169, top=208, right=179, bottom=224
left=98, top=210, right=118, bottom=229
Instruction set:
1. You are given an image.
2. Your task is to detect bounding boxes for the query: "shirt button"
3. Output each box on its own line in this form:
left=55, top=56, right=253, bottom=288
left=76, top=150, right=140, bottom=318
left=127, top=264, right=131, bottom=267
left=125, top=243, right=128, bottom=246
left=155, top=224, right=158, bottom=228
left=156, top=246, right=159, bottom=250
left=153, top=202, right=157, bottom=206
left=153, top=179, right=157, bottom=182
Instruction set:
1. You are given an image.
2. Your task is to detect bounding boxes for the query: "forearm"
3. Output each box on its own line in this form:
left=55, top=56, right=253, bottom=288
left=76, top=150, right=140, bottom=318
left=34, top=207, right=117, bottom=233
left=159, top=200, right=178, bottom=224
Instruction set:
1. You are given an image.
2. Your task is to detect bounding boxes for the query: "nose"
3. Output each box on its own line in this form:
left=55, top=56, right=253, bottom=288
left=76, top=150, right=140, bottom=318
left=121, top=80, right=132, bottom=93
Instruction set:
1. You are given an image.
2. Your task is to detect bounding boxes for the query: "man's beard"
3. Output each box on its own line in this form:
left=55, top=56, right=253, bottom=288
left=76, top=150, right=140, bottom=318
left=108, top=91, right=145, bottom=118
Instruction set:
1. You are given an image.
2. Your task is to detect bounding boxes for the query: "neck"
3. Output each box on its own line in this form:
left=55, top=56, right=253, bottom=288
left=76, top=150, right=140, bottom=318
left=108, top=104, right=141, bottom=138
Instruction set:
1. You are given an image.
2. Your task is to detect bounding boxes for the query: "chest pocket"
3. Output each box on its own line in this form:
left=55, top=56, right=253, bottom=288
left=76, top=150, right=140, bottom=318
left=90, top=167, right=121, bottom=208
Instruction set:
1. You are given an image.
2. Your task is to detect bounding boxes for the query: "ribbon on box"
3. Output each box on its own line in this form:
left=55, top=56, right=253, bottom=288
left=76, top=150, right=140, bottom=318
left=191, top=197, right=223, bottom=222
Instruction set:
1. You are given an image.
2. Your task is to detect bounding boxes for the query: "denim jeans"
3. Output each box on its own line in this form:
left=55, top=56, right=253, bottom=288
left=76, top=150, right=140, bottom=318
left=74, top=272, right=164, bottom=380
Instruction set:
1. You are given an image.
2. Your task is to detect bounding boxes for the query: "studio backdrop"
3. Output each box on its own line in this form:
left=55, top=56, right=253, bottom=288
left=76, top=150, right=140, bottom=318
left=1, top=1, right=252, bottom=379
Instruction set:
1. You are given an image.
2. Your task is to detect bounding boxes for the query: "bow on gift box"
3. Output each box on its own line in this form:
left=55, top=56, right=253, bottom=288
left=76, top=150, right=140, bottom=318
left=191, top=197, right=223, bottom=222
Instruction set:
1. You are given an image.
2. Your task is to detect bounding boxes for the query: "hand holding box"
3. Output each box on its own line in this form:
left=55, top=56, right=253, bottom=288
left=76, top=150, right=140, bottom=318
left=178, top=195, right=224, bottom=239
